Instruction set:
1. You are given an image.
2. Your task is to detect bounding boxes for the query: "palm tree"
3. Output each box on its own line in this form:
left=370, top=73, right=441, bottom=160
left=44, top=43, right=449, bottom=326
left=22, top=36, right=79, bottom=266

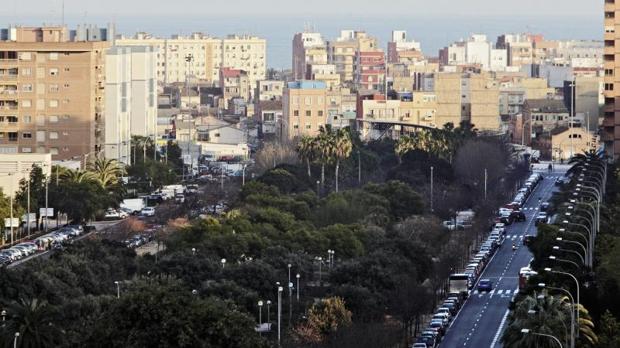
left=332, top=128, right=353, bottom=193
left=297, top=136, right=317, bottom=178
left=502, top=292, right=597, bottom=348
left=4, top=298, right=63, bottom=348
left=316, top=126, right=334, bottom=188
left=60, top=169, right=96, bottom=184
left=87, top=156, right=126, bottom=189
left=395, top=135, right=415, bottom=163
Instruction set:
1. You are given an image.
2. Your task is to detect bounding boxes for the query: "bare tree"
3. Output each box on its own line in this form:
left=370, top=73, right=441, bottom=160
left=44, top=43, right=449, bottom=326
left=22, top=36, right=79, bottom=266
left=254, top=140, right=299, bottom=174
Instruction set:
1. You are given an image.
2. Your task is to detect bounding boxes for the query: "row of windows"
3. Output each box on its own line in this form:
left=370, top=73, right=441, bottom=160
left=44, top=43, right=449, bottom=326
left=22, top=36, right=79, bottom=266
left=292, top=110, right=324, bottom=117
left=0, top=114, right=69, bottom=124
left=533, top=114, right=565, bottom=122
left=292, top=124, right=324, bottom=130
left=18, top=99, right=70, bottom=108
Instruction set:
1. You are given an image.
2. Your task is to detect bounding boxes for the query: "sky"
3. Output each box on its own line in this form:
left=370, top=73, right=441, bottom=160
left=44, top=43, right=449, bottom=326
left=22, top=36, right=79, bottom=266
left=0, top=0, right=603, bottom=17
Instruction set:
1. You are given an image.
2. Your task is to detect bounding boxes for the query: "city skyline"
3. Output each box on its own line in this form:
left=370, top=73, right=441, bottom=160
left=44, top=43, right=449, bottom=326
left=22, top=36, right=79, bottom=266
left=0, top=0, right=604, bottom=16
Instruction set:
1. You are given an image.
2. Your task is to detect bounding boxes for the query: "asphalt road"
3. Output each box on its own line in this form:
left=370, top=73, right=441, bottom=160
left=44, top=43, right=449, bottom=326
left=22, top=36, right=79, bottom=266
left=440, top=167, right=566, bottom=348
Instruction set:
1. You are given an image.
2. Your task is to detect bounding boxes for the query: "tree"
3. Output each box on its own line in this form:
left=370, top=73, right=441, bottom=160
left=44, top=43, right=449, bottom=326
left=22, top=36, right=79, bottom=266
left=2, top=298, right=64, bottom=348
left=332, top=128, right=353, bottom=193
left=597, top=310, right=620, bottom=347
left=297, top=136, right=317, bottom=178
left=49, top=180, right=110, bottom=223
left=293, top=297, right=352, bottom=344
left=87, top=156, right=125, bottom=189
left=15, top=165, right=46, bottom=216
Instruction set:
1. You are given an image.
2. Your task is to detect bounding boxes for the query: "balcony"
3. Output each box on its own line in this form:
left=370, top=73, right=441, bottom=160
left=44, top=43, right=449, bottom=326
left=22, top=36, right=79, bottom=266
left=602, top=116, right=616, bottom=128
left=605, top=0, right=616, bottom=12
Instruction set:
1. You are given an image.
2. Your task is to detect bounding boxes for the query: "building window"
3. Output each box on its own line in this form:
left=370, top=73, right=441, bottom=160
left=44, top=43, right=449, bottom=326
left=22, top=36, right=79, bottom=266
left=36, top=131, right=45, bottom=142
left=22, top=100, right=32, bottom=108
left=19, top=52, right=32, bottom=61
left=49, top=84, right=59, bottom=93
left=305, top=124, right=311, bottom=129
left=50, top=147, right=59, bottom=155
left=8, top=132, right=17, bottom=141
left=293, top=110, right=299, bottom=116
left=605, top=83, right=614, bottom=91
left=318, top=111, right=324, bottom=117
left=22, top=115, right=31, bottom=123
left=305, top=97, right=311, bottom=105
left=49, top=52, right=58, bottom=60
left=49, top=115, right=58, bottom=123
left=22, top=132, right=32, bottom=139
left=49, top=68, right=59, bottom=76
left=22, top=84, right=33, bottom=92
left=49, top=100, right=59, bottom=108
left=21, top=147, right=32, bottom=153
left=22, top=68, right=31, bottom=76
left=49, top=132, right=58, bottom=140
left=306, top=110, right=312, bottom=117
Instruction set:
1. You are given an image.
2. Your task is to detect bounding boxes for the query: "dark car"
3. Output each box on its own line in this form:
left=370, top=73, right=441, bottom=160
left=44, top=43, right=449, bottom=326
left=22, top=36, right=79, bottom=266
left=510, top=211, right=527, bottom=222
left=477, top=279, right=493, bottom=292
left=540, top=202, right=550, bottom=212
left=555, top=178, right=567, bottom=186
left=535, top=213, right=548, bottom=226
left=497, top=215, right=514, bottom=225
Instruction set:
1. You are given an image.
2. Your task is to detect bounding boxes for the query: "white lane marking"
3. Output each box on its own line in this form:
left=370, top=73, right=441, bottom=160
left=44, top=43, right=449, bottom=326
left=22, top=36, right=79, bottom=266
left=490, top=309, right=510, bottom=348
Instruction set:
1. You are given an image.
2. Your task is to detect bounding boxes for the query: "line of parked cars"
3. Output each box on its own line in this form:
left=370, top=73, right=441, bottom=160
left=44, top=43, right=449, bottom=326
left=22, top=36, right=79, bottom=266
left=412, top=294, right=466, bottom=348
left=123, top=233, right=154, bottom=249
left=0, top=225, right=85, bottom=266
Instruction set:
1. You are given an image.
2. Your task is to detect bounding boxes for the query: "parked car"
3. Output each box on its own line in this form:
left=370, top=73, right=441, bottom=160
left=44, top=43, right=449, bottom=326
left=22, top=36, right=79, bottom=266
left=104, top=208, right=128, bottom=220
left=510, top=210, right=527, bottom=222
left=535, top=213, right=548, bottom=226
left=540, top=202, right=550, bottom=212
left=442, top=221, right=465, bottom=231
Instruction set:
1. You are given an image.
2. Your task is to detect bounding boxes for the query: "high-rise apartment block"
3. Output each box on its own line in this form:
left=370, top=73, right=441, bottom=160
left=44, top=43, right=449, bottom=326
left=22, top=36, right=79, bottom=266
left=104, top=46, right=158, bottom=165
left=603, top=0, right=618, bottom=158
left=292, top=32, right=326, bottom=80
left=116, top=33, right=266, bottom=88
left=0, top=25, right=111, bottom=160
left=282, top=80, right=328, bottom=139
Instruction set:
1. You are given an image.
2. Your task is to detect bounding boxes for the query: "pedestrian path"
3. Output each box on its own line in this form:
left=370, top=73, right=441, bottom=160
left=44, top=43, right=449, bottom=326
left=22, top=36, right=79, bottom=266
left=471, top=289, right=520, bottom=298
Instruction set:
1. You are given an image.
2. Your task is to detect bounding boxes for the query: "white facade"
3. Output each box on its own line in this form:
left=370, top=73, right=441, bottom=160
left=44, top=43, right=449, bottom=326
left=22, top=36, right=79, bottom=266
left=105, top=46, right=158, bottom=165
left=391, top=30, right=421, bottom=51
left=490, top=49, right=508, bottom=71
left=0, top=153, right=51, bottom=196
left=466, top=34, right=491, bottom=70
left=116, top=33, right=266, bottom=86
left=447, top=44, right=466, bottom=66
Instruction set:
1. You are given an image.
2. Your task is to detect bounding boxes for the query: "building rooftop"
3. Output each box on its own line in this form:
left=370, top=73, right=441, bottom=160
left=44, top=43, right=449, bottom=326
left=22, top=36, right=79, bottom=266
left=287, top=80, right=327, bottom=89
left=524, top=99, right=568, bottom=113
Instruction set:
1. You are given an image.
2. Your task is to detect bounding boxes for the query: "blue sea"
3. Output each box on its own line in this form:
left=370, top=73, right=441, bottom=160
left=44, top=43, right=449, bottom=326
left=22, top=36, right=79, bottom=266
left=1, top=14, right=602, bottom=69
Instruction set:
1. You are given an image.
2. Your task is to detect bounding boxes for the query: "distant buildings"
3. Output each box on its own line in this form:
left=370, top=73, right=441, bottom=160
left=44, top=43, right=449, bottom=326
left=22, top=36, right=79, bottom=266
left=116, top=33, right=267, bottom=88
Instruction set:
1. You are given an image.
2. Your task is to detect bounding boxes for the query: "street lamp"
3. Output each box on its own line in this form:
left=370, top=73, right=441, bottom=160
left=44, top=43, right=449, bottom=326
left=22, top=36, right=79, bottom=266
left=288, top=281, right=293, bottom=326
left=521, top=329, right=563, bottom=348
left=258, top=300, right=263, bottom=326
left=327, top=249, right=335, bottom=269
left=316, top=180, right=320, bottom=197
left=114, top=281, right=120, bottom=299
left=287, top=263, right=292, bottom=286
left=266, top=300, right=272, bottom=324
left=221, top=258, right=226, bottom=268
left=315, top=256, right=323, bottom=285
left=191, top=247, right=196, bottom=256
left=277, top=286, right=283, bottom=345
left=552, top=246, right=585, bottom=266
left=555, top=238, right=589, bottom=268
left=538, top=284, right=575, bottom=348
left=549, top=255, right=580, bottom=269
left=544, top=267, right=581, bottom=339
left=296, top=273, right=300, bottom=301
left=13, top=332, right=19, bottom=348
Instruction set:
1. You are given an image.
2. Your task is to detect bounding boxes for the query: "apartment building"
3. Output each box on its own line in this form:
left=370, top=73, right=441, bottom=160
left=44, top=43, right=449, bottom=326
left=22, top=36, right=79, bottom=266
left=104, top=45, right=158, bottom=165
left=358, top=93, right=438, bottom=139
left=282, top=80, right=328, bottom=139
left=387, top=30, right=421, bottom=63
left=328, top=30, right=379, bottom=84
left=219, top=67, right=251, bottom=110
left=116, top=33, right=266, bottom=88
left=356, top=51, right=385, bottom=91
left=292, top=32, right=325, bottom=80
left=603, top=0, right=619, bottom=157
left=0, top=25, right=110, bottom=160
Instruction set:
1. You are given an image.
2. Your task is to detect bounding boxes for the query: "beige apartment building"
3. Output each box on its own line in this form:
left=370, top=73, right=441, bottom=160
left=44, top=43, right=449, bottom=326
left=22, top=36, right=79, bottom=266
left=603, top=0, right=619, bottom=158
left=327, top=30, right=379, bottom=84
left=116, top=33, right=266, bottom=88
left=0, top=26, right=110, bottom=160
left=282, top=81, right=328, bottom=139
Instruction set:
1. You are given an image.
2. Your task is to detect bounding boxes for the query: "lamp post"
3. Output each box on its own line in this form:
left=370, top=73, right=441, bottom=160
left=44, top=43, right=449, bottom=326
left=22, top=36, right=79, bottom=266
left=562, top=220, right=593, bottom=267
left=327, top=249, right=335, bottom=269
left=267, top=300, right=271, bottom=324
left=114, top=281, right=120, bottom=299
left=545, top=267, right=580, bottom=339
left=191, top=247, right=196, bottom=256
left=555, top=238, right=589, bottom=268
left=288, top=281, right=293, bottom=327
left=221, top=258, right=226, bottom=269
left=13, top=332, right=19, bottom=348
left=430, top=166, right=434, bottom=213
left=521, top=329, right=563, bottom=348
left=315, top=257, right=323, bottom=286
left=296, top=273, right=300, bottom=301
left=258, top=300, right=263, bottom=327
left=287, top=263, right=292, bottom=286
left=549, top=255, right=580, bottom=269
left=316, top=180, right=320, bottom=197
left=552, top=246, right=586, bottom=266
left=277, top=286, right=283, bottom=345
left=539, top=283, right=575, bottom=348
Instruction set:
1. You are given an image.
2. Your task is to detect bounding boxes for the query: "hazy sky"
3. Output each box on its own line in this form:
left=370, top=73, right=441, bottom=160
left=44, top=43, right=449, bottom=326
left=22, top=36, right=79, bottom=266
left=0, top=0, right=604, bottom=17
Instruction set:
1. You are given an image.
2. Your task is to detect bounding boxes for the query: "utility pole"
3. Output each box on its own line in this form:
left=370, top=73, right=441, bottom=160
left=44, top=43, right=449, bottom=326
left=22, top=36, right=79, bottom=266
left=26, top=171, right=30, bottom=236
left=9, top=173, right=13, bottom=245
left=357, top=150, right=361, bottom=185
left=430, top=166, right=434, bottom=213
left=45, top=172, right=49, bottom=233
left=484, top=168, right=488, bottom=201
left=277, top=286, right=283, bottom=345
left=185, top=54, right=194, bottom=180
